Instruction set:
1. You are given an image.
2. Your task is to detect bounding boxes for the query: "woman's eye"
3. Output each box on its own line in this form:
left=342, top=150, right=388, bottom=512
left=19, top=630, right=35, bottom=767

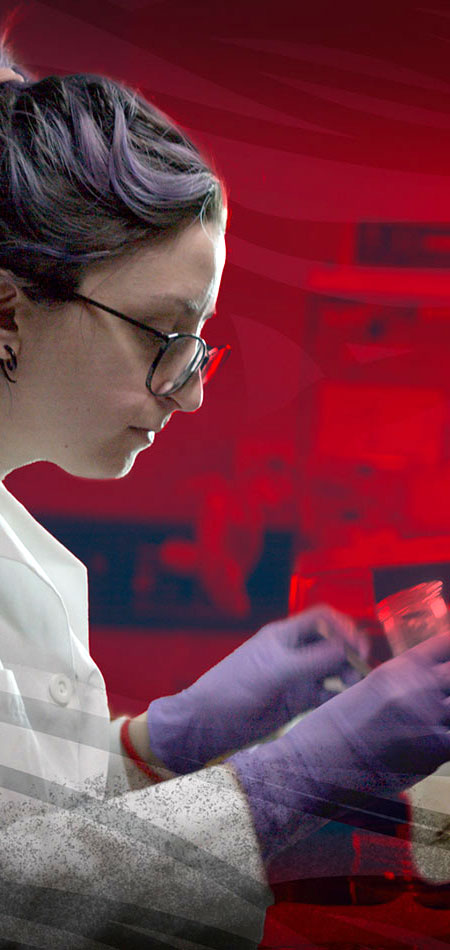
left=139, top=331, right=160, bottom=353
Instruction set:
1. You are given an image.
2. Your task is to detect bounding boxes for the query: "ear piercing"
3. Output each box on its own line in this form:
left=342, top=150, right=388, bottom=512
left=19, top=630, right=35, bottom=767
left=0, top=345, right=17, bottom=383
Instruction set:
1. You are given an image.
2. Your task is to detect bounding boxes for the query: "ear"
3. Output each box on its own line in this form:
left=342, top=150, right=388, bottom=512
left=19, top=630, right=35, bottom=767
left=0, top=274, right=22, bottom=360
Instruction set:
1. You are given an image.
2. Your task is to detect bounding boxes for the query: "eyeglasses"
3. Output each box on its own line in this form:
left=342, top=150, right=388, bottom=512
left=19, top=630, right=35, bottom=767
left=71, top=293, right=230, bottom=397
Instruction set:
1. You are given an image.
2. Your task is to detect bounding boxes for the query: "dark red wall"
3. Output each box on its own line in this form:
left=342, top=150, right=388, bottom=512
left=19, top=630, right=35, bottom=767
left=5, top=3, right=450, bottom=944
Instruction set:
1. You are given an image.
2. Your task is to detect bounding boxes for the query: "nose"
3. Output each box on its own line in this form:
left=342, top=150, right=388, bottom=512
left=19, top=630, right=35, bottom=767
left=170, top=371, right=204, bottom=413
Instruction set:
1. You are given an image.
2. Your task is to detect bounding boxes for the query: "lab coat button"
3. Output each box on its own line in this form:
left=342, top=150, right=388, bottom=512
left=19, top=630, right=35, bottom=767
left=49, top=674, right=72, bottom=706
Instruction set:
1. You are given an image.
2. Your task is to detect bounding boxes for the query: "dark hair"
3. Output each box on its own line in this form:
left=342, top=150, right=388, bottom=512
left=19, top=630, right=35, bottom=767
left=0, top=43, right=226, bottom=306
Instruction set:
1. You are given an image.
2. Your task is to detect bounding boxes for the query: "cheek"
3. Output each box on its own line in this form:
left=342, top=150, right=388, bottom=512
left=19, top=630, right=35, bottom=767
left=90, top=334, right=151, bottom=397
left=41, top=323, right=152, bottom=422
left=79, top=369, right=156, bottom=432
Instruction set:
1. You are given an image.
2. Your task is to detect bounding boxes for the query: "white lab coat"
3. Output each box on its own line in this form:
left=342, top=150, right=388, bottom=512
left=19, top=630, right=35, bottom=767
left=0, top=480, right=272, bottom=948
left=406, top=767, right=450, bottom=885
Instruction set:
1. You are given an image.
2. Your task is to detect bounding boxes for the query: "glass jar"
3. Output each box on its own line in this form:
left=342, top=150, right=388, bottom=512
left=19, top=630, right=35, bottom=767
left=376, top=581, right=449, bottom=657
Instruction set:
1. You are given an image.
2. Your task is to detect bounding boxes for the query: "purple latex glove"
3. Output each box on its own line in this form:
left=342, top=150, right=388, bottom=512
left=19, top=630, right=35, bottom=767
left=147, top=605, right=369, bottom=772
left=230, top=631, right=450, bottom=862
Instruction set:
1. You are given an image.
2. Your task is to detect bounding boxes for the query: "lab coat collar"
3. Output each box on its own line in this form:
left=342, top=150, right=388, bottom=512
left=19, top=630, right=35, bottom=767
left=0, top=481, right=89, bottom=648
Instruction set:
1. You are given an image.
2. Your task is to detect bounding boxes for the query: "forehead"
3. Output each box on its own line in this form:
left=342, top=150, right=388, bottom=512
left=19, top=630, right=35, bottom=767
left=84, top=221, right=226, bottom=314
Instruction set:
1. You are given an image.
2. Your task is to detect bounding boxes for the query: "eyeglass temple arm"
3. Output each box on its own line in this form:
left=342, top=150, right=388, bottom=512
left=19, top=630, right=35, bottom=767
left=71, top=293, right=170, bottom=342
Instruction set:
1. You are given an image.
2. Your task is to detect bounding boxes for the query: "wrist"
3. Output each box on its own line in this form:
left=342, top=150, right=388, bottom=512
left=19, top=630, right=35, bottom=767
left=127, top=711, right=152, bottom=760
left=127, top=711, right=175, bottom=777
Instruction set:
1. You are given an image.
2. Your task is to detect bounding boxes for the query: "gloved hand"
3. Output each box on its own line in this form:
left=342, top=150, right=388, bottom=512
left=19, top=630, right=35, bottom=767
left=147, top=605, right=369, bottom=772
left=230, top=631, right=450, bottom=862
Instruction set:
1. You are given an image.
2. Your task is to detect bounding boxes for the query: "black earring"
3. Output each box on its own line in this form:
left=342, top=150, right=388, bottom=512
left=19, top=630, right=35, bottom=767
left=0, top=345, right=17, bottom=383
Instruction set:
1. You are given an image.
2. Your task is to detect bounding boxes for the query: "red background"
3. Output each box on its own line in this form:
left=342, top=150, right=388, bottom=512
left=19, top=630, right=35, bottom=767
left=5, top=1, right=450, bottom=945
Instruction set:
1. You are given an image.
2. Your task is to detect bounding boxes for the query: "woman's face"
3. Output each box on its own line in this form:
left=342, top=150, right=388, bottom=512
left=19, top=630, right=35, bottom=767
left=1, top=220, right=226, bottom=479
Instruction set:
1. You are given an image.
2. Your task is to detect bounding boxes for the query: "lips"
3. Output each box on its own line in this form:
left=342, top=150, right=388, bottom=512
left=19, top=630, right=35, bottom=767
left=129, top=413, right=172, bottom=436
left=157, top=415, right=172, bottom=432
left=131, top=416, right=171, bottom=434
left=129, top=428, right=155, bottom=444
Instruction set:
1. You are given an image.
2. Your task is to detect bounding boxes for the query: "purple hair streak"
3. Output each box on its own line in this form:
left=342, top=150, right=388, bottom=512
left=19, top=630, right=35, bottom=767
left=0, top=42, right=226, bottom=304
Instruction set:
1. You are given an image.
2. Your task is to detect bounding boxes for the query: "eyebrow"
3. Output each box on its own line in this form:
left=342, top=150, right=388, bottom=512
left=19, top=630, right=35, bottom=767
left=146, top=294, right=213, bottom=317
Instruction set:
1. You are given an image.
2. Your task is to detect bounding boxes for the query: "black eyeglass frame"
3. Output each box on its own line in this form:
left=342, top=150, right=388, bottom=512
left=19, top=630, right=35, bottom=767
left=72, top=292, right=230, bottom=396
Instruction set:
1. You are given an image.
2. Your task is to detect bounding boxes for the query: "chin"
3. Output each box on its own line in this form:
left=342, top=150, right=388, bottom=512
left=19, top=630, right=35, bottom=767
left=58, top=448, right=142, bottom=481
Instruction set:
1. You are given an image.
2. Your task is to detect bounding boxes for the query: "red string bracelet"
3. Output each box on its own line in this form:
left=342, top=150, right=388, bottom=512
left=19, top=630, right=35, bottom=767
left=120, top=717, right=164, bottom=784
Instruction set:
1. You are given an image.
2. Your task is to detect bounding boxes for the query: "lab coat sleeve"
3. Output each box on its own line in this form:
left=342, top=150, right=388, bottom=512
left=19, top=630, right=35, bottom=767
left=0, top=764, right=272, bottom=949
left=405, top=767, right=450, bottom=884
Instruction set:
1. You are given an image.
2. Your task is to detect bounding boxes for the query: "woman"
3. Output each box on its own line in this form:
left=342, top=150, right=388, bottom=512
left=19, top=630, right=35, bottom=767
left=1, top=47, right=450, bottom=949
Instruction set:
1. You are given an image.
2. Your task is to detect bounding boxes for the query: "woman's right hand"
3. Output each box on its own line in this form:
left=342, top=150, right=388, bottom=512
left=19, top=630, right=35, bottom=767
left=230, top=631, right=450, bottom=862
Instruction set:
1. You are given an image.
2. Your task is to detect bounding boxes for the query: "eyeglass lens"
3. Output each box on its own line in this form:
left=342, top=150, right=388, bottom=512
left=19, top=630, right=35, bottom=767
left=150, top=336, right=205, bottom=396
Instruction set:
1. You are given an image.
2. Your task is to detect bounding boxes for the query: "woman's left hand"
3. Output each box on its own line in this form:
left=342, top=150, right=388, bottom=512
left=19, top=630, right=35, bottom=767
left=147, top=604, right=370, bottom=773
